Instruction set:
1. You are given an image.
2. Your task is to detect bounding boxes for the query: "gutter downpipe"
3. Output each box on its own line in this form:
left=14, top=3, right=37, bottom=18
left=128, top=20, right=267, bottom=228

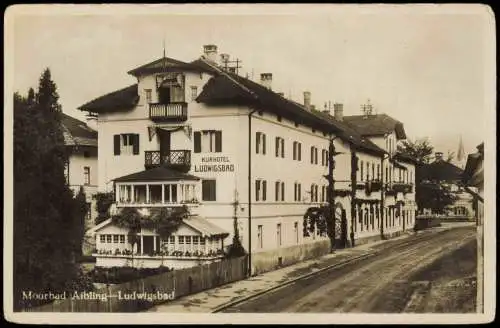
left=248, top=107, right=258, bottom=277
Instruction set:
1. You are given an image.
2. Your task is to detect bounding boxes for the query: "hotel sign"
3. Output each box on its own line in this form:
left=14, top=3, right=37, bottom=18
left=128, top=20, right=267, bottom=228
left=194, top=156, right=235, bottom=173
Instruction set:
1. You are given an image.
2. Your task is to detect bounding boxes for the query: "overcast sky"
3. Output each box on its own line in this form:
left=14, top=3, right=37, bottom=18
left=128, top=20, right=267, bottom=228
left=9, top=4, right=495, bottom=156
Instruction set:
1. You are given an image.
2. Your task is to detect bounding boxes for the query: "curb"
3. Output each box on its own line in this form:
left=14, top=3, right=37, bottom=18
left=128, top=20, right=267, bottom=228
left=211, top=251, right=378, bottom=313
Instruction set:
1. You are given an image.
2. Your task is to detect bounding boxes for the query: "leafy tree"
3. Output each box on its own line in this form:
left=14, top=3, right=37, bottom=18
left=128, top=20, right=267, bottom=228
left=13, top=68, right=89, bottom=311
left=418, top=182, right=458, bottom=214
left=95, top=192, right=115, bottom=225
left=397, top=138, right=434, bottom=164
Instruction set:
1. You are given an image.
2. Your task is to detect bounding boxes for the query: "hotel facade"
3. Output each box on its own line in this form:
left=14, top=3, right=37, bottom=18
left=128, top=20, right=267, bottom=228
left=81, top=45, right=416, bottom=274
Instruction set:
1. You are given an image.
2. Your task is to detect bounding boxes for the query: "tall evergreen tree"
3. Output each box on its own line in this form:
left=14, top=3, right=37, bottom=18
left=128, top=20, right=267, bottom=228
left=13, top=68, right=90, bottom=311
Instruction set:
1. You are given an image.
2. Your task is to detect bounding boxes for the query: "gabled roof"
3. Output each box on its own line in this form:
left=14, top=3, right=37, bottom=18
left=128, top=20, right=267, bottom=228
left=61, top=113, right=97, bottom=147
left=420, top=160, right=464, bottom=182
left=128, top=57, right=212, bottom=76
left=114, top=166, right=200, bottom=183
left=393, top=152, right=418, bottom=165
left=87, top=216, right=229, bottom=238
left=195, top=59, right=385, bottom=156
left=78, top=84, right=139, bottom=113
left=343, top=113, right=407, bottom=140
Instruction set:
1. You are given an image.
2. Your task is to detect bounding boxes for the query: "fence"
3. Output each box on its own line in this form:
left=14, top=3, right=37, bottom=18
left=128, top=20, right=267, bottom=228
left=25, top=256, right=248, bottom=312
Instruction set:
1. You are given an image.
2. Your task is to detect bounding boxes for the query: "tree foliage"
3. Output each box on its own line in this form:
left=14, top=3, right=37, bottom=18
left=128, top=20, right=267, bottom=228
left=418, top=182, right=458, bottom=214
left=14, top=68, right=89, bottom=310
left=111, top=206, right=189, bottom=246
left=95, top=192, right=115, bottom=225
left=397, top=138, right=434, bottom=164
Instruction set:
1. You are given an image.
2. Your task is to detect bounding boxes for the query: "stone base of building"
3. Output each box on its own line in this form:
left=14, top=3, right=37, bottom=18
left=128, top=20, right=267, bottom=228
left=251, top=240, right=331, bottom=276
left=352, top=229, right=413, bottom=247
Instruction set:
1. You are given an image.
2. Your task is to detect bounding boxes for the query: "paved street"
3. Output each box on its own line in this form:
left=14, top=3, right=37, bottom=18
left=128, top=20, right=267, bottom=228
left=148, top=223, right=477, bottom=313
left=221, top=225, right=476, bottom=313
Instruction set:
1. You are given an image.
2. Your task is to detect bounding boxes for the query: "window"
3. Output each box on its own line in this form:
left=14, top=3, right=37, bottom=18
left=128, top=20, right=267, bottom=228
left=366, top=162, right=370, bottom=181
left=190, top=86, right=198, bottom=100
left=277, top=224, right=282, bottom=246
left=64, top=162, right=69, bottom=185
left=194, top=130, right=222, bottom=153
left=372, top=163, right=375, bottom=181
left=84, top=166, right=90, bottom=185
left=178, top=236, right=185, bottom=245
left=119, top=235, right=125, bottom=244
left=275, top=137, right=285, bottom=158
left=113, top=235, right=119, bottom=243
left=294, top=222, right=299, bottom=243
left=257, top=225, right=263, bottom=249
left=293, top=141, right=302, bottom=161
left=100, top=235, right=105, bottom=243
left=294, top=182, right=302, bottom=202
left=275, top=181, right=285, bottom=201
left=310, top=146, right=318, bottom=164
left=256, top=132, right=266, bottom=154
left=106, top=235, right=112, bottom=243
left=311, top=184, right=319, bottom=202
left=256, top=179, right=267, bottom=201
left=202, top=180, right=216, bottom=201
left=321, top=149, right=329, bottom=166
left=144, top=89, right=152, bottom=104
left=85, top=202, right=91, bottom=222
left=321, top=185, right=326, bottom=202
left=114, top=134, right=139, bottom=156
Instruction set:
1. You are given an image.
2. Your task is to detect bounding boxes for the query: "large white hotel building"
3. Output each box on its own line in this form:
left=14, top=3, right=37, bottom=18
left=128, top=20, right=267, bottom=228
left=81, top=45, right=416, bottom=274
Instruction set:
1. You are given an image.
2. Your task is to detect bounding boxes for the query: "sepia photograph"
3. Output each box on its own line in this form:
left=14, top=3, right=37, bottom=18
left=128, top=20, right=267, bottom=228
left=4, top=3, right=495, bottom=324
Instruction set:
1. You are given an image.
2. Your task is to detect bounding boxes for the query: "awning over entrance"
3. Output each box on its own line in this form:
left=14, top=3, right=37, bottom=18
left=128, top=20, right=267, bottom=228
left=183, top=216, right=230, bottom=238
left=114, top=166, right=200, bottom=183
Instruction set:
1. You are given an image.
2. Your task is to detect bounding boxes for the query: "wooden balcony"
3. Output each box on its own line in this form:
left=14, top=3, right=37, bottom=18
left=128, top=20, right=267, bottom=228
left=145, top=150, right=191, bottom=172
left=149, top=102, right=188, bottom=122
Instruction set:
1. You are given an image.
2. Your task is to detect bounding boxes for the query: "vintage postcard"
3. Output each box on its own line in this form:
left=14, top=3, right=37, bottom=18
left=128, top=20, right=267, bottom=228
left=4, top=3, right=496, bottom=324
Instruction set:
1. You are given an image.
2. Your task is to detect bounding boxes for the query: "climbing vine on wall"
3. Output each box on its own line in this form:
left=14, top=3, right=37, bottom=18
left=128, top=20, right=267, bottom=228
left=303, top=206, right=329, bottom=237
left=95, top=192, right=115, bottom=225
left=111, top=206, right=189, bottom=245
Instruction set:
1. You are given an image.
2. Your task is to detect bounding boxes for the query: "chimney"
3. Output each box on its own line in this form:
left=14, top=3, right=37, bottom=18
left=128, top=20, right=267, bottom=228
left=333, top=103, right=344, bottom=121
left=85, top=112, right=98, bottom=131
left=220, top=53, right=230, bottom=67
left=303, top=91, right=311, bottom=110
left=435, top=152, right=443, bottom=162
left=260, top=73, right=273, bottom=90
left=203, top=44, right=218, bottom=62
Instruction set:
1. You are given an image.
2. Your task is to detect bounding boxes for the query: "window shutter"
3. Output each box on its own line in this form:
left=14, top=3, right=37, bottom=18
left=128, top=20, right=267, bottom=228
left=293, top=142, right=296, bottom=160
left=281, top=182, right=285, bottom=201
left=256, top=132, right=260, bottom=154
left=263, top=134, right=266, bottom=155
left=275, top=137, right=279, bottom=157
left=262, top=180, right=267, bottom=201
left=298, top=143, right=301, bottom=161
left=281, top=139, right=285, bottom=158
left=275, top=181, right=279, bottom=201
left=215, top=131, right=222, bottom=152
left=255, top=180, right=260, bottom=201
left=194, top=132, right=201, bottom=153
left=132, top=134, right=140, bottom=155
left=114, top=135, right=121, bottom=155
left=311, top=147, right=314, bottom=164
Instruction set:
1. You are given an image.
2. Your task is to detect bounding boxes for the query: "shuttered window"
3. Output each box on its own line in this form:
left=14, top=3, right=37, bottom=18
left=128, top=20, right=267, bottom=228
left=114, top=134, right=139, bottom=156
left=202, top=180, right=216, bottom=201
left=194, top=130, right=222, bottom=153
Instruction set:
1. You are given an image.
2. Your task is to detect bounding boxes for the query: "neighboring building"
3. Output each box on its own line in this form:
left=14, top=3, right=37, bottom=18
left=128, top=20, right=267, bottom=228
left=462, top=142, right=484, bottom=224
left=80, top=44, right=413, bottom=273
left=419, top=152, right=475, bottom=219
left=343, top=110, right=418, bottom=239
left=61, top=113, right=98, bottom=229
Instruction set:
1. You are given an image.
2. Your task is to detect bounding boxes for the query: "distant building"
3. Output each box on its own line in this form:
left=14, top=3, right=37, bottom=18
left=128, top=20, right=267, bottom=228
left=61, top=113, right=98, bottom=229
left=462, top=143, right=484, bottom=224
left=419, top=152, right=474, bottom=219
left=343, top=111, right=418, bottom=237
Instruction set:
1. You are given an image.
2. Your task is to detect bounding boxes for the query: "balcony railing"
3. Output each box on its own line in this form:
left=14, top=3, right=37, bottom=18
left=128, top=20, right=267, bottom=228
left=149, top=102, right=188, bottom=122
left=391, top=182, right=413, bottom=194
left=145, top=150, right=191, bottom=172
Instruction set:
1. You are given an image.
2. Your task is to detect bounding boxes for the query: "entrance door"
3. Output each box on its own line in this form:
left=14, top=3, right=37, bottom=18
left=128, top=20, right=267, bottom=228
left=158, top=87, right=171, bottom=104
left=143, top=236, right=154, bottom=256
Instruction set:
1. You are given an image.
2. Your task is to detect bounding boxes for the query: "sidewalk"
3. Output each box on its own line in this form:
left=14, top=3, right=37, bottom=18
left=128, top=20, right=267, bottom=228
left=147, top=232, right=416, bottom=313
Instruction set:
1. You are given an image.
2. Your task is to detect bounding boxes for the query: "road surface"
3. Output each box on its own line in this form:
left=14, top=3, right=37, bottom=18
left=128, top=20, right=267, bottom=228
left=221, top=226, right=477, bottom=313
